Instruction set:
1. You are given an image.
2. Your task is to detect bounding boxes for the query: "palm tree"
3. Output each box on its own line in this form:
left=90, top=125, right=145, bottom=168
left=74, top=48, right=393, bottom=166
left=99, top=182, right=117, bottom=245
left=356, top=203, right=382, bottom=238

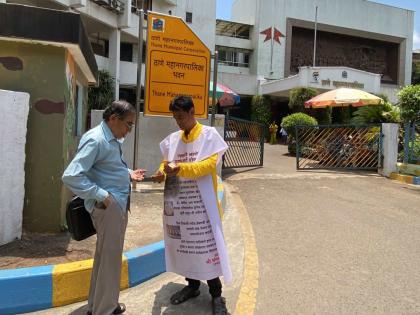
left=351, top=94, right=400, bottom=125
left=350, top=103, right=400, bottom=125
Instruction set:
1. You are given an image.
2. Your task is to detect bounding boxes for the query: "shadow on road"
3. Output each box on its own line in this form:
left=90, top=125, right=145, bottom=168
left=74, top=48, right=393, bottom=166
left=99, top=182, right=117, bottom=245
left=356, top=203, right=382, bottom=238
left=152, top=282, right=213, bottom=315
left=222, top=167, right=262, bottom=179
left=68, top=304, right=89, bottom=315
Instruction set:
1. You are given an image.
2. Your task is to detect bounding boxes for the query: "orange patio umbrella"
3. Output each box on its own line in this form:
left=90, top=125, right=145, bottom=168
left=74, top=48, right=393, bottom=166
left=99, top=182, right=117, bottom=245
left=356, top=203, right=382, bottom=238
left=304, top=88, right=383, bottom=108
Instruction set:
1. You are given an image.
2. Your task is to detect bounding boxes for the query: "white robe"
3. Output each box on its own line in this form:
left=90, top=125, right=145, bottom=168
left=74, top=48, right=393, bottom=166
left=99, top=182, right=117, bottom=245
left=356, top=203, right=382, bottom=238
left=160, top=125, right=232, bottom=283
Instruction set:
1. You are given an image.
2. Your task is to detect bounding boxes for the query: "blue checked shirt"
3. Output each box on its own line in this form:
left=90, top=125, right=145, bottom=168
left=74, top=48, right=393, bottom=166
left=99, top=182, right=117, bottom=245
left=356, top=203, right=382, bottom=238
left=62, top=121, right=131, bottom=212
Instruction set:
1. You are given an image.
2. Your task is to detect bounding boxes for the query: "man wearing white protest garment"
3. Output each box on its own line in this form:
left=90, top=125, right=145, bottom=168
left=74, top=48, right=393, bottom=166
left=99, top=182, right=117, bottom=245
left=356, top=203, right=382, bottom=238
left=152, top=95, right=231, bottom=315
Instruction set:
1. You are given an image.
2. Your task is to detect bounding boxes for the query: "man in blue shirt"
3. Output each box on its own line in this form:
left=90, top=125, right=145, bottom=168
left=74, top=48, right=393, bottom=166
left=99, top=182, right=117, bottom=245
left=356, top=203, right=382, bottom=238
left=62, top=100, right=145, bottom=315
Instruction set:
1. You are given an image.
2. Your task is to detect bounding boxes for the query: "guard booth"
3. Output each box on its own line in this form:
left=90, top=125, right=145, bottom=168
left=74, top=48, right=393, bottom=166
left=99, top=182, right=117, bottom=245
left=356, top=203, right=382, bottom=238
left=0, top=3, right=98, bottom=232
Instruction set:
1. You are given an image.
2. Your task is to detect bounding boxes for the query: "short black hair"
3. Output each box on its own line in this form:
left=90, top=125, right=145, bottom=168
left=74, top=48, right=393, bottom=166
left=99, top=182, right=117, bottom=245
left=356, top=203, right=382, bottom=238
left=169, top=95, right=194, bottom=112
left=103, top=100, right=136, bottom=121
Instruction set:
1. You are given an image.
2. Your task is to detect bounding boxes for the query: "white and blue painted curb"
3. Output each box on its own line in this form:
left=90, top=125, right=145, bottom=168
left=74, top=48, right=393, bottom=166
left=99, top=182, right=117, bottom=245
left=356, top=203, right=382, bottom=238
left=0, top=241, right=165, bottom=315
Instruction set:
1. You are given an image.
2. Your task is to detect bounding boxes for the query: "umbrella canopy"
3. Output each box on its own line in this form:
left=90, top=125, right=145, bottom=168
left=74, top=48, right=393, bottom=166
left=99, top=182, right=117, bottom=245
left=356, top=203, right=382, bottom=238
left=304, top=88, right=383, bottom=108
left=209, top=81, right=240, bottom=107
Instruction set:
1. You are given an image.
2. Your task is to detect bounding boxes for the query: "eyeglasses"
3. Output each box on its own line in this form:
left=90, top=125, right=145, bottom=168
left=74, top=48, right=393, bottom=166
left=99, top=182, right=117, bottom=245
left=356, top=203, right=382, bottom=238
left=121, top=119, right=135, bottom=130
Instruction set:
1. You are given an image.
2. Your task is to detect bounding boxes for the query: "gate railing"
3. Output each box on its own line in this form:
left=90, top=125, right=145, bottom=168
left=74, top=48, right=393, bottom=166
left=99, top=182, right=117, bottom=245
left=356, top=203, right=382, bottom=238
left=223, top=117, right=264, bottom=169
left=403, top=122, right=420, bottom=164
left=296, top=124, right=382, bottom=170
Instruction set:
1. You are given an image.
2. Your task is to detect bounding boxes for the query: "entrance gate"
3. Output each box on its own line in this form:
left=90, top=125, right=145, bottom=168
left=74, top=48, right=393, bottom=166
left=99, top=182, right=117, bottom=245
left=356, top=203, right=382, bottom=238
left=295, top=124, right=382, bottom=170
left=403, top=122, right=420, bottom=164
left=223, top=117, right=265, bottom=169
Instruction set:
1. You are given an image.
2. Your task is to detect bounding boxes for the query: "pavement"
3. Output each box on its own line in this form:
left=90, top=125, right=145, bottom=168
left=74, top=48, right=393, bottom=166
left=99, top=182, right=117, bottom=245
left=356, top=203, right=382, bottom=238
left=0, top=187, right=165, bottom=270
left=25, top=180, right=248, bottom=315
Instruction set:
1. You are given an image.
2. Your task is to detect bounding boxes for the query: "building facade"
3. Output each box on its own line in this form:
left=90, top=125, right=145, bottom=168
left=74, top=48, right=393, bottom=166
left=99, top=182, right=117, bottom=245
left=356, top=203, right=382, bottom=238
left=3, top=0, right=412, bottom=103
left=217, top=0, right=414, bottom=104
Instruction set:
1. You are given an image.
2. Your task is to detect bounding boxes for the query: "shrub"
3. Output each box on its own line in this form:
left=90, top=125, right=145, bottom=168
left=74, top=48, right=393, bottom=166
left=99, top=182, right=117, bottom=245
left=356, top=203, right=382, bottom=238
left=398, top=85, right=420, bottom=123
left=281, top=112, right=318, bottom=138
left=281, top=113, right=318, bottom=154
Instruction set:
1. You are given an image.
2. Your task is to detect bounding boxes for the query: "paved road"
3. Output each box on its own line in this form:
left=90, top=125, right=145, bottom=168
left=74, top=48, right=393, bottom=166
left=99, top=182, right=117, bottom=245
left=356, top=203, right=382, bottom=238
left=225, top=144, right=420, bottom=314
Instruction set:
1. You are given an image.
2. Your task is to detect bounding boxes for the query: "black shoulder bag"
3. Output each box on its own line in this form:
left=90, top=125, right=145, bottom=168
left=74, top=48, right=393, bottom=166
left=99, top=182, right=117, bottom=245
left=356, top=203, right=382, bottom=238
left=66, top=196, right=96, bottom=241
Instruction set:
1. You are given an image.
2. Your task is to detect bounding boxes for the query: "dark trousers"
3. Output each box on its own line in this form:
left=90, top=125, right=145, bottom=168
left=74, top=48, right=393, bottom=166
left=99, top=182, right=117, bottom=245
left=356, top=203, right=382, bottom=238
left=186, top=277, right=222, bottom=298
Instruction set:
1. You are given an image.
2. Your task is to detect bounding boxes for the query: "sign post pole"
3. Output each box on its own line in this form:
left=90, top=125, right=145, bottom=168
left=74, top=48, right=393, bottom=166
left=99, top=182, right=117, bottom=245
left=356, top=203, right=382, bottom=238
left=133, top=9, right=144, bottom=189
left=210, top=51, right=218, bottom=126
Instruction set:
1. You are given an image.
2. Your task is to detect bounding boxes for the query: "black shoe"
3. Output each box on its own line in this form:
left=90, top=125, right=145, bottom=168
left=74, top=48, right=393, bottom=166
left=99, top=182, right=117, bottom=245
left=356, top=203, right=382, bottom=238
left=87, top=303, right=126, bottom=315
left=113, top=303, right=126, bottom=315
left=170, top=286, right=201, bottom=305
left=212, top=296, right=229, bottom=315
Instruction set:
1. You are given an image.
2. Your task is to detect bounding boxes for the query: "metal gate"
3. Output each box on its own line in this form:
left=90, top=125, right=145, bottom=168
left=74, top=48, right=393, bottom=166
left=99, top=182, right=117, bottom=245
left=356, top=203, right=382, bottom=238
left=403, top=122, right=420, bottom=164
left=296, top=124, right=382, bottom=170
left=223, top=116, right=264, bottom=169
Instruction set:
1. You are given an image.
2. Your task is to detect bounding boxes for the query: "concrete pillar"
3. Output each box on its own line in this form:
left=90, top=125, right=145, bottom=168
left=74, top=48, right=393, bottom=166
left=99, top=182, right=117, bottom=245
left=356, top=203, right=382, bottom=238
left=257, top=75, right=266, bottom=95
left=109, top=29, right=121, bottom=99
left=379, top=123, right=399, bottom=177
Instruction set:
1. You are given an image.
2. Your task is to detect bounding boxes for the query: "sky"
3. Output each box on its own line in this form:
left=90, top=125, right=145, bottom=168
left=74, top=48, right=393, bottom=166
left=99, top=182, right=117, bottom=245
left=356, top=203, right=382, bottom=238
left=216, top=0, right=420, bottom=50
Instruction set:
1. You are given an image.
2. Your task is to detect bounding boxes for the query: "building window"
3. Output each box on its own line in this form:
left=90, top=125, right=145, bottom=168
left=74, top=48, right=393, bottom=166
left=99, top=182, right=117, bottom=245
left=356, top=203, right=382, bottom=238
left=119, top=88, right=137, bottom=106
left=120, top=42, right=133, bottom=62
left=90, top=37, right=109, bottom=58
left=243, top=53, right=249, bottom=66
left=217, top=47, right=250, bottom=68
left=132, top=0, right=152, bottom=13
left=186, top=12, right=192, bottom=23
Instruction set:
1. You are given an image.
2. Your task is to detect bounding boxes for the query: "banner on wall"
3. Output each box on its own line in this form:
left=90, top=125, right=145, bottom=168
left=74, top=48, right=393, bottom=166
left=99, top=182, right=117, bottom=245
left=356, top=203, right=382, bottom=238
left=145, top=12, right=211, bottom=118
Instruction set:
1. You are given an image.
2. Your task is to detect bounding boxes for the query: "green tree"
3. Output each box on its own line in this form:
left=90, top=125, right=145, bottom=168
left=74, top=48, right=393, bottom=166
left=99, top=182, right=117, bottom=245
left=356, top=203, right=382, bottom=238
left=289, top=87, right=331, bottom=124
left=88, top=70, right=115, bottom=110
left=332, top=107, right=352, bottom=124
left=350, top=102, right=401, bottom=125
left=251, top=95, right=271, bottom=126
left=306, top=106, right=332, bottom=125
left=398, top=85, right=420, bottom=122
left=288, top=87, right=317, bottom=113
left=412, top=62, right=420, bottom=85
